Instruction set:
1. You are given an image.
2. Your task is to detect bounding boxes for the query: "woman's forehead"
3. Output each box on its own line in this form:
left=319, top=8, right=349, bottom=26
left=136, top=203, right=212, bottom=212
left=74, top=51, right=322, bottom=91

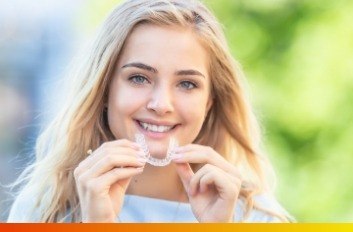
left=117, top=24, right=210, bottom=75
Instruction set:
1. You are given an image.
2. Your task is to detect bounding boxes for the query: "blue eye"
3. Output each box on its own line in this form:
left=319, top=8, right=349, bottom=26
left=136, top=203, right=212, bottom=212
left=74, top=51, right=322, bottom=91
left=129, top=75, right=149, bottom=85
left=179, top=81, right=197, bottom=90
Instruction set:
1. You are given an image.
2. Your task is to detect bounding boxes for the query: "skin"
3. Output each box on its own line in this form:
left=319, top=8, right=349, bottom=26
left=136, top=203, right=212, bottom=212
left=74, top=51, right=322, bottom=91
left=74, top=24, right=242, bottom=222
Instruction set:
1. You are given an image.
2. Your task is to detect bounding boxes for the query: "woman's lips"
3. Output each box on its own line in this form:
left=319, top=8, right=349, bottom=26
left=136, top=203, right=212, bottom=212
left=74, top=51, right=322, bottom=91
left=135, top=120, right=179, bottom=139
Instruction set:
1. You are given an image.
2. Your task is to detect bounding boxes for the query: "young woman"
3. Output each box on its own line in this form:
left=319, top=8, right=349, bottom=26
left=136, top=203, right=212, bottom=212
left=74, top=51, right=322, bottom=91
left=8, top=0, right=291, bottom=222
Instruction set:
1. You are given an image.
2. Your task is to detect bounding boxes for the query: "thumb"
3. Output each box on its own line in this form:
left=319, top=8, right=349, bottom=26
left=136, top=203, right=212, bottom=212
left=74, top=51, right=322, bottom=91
left=174, top=163, right=194, bottom=194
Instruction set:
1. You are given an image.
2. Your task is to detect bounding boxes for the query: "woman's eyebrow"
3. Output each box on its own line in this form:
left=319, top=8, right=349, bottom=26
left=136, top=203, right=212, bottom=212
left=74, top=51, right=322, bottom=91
left=122, top=62, right=157, bottom=73
left=121, top=62, right=205, bottom=78
left=175, top=70, right=205, bottom=79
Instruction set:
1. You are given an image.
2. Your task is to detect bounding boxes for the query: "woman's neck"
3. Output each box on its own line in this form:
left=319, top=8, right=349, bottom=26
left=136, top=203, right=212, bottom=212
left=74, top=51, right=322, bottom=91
left=126, top=163, right=188, bottom=203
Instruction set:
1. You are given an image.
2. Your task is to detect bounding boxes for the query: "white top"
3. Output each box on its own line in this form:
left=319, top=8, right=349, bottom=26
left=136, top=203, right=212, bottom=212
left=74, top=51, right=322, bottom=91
left=7, top=193, right=286, bottom=222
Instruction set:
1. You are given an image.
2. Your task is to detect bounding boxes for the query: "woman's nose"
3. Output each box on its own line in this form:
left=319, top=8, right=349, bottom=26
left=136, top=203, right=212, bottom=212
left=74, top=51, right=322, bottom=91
left=146, top=85, right=174, bottom=115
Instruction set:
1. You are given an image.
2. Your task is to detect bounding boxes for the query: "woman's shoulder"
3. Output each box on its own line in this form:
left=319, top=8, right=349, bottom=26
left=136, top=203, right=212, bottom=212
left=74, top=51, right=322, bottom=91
left=235, top=193, right=290, bottom=222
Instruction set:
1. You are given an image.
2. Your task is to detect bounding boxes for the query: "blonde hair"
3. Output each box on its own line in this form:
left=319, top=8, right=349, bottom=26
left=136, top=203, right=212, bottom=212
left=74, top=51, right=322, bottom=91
left=13, top=0, right=289, bottom=222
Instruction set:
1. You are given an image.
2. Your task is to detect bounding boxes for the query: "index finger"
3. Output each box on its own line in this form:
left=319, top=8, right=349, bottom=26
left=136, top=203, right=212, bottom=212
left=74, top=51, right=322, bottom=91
left=174, top=162, right=194, bottom=195
left=172, top=145, right=238, bottom=176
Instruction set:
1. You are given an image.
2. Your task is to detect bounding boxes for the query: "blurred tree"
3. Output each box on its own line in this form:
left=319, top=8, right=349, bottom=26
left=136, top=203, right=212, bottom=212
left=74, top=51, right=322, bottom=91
left=204, top=0, right=353, bottom=222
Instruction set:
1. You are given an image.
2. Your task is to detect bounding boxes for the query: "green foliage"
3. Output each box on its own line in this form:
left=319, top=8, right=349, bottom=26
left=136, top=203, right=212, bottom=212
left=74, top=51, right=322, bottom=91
left=205, top=0, right=353, bottom=222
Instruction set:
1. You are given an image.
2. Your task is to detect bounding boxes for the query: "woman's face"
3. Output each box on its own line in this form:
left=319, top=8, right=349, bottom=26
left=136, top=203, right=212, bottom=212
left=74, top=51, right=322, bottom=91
left=108, top=24, right=212, bottom=158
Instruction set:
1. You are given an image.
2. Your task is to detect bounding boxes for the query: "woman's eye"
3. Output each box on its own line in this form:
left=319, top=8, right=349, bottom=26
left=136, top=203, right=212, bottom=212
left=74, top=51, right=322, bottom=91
left=128, top=75, right=149, bottom=85
left=179, top=81, right=197, bottom=90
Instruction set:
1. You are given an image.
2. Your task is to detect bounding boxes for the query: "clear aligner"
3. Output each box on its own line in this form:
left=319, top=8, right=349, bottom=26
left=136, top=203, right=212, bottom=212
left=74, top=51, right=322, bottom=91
left=135, top=133, right=150, bottom=158
left=135, top=133, right=178, bottom=167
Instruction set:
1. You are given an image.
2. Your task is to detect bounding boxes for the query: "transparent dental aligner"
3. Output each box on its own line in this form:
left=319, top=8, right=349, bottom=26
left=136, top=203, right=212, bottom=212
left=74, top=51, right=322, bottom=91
left=135, top=133, right=178, bottom=166
left=135, top=133, right=150, bottom=159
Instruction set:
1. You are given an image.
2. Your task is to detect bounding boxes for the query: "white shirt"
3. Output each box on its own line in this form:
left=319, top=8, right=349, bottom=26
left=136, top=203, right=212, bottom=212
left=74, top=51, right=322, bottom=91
left=7, top=193, right=286, bottom=222
left=119, top=194, right=283, bottom=222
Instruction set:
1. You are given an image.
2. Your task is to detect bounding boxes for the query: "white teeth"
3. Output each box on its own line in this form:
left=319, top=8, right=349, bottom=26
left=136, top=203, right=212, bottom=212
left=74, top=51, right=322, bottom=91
left=139, top=122, right=173, bottom=133
left=152, top=125, right=158, bottom=132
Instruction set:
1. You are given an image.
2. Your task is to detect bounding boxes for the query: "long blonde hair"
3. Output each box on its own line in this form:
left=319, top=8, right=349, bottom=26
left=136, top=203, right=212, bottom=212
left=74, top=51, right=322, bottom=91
left=13, top=0, right=289, bottom=222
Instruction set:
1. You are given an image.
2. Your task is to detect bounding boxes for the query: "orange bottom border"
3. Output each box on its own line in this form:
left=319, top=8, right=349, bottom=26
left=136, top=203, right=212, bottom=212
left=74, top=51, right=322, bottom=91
left=1, top=223, right=353, bottom=232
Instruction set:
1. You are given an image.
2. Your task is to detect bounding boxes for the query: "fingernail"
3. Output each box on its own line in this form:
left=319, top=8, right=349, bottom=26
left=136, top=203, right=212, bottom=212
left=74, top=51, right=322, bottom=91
left=132, top=143, right=142, bottom=150
left=137, top=157, right=147, bottom=164
left=174, top=147, right=183, bottom=153
left=171, top=153, right=183, bottom=160
left=137, top=151, right=147, bottom=158
left=136, top=167, right=144, bottom=172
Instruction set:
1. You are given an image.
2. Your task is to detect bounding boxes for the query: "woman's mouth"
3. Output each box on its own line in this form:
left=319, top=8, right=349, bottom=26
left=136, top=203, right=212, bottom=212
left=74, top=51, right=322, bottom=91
left=135, top=119, right=179, bottom=138
left=138, top=121, right=175, bottom=132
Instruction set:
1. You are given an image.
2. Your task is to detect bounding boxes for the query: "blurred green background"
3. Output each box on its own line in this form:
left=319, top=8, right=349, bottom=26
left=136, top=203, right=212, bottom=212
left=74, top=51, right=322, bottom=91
left=1, top=0, right=352, bottom=222
left=208, top=0, right=353, bottom=222
left=79, top=0, right=353, bottom=221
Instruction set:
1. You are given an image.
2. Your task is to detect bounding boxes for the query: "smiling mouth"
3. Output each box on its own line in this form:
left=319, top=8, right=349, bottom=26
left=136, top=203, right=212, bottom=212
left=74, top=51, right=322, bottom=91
left=136, top=120, right=178, bottom=133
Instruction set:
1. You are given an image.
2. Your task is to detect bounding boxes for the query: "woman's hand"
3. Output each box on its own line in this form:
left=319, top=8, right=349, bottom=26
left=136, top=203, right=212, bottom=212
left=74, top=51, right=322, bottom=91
left=172, top=144, right=242, bottom=222
left=74, top=139, right=146, bottom=222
